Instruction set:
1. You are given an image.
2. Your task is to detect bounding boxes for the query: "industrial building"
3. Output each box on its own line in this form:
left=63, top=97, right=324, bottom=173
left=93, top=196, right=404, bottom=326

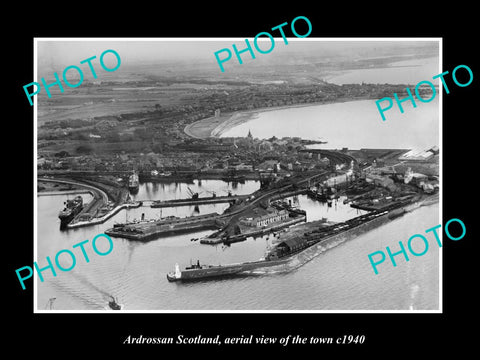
left=398, top=148, right=435, bottom=161
left=241, top=209, right=289, bottom=228
left=365, top=173, right=395, bottom=188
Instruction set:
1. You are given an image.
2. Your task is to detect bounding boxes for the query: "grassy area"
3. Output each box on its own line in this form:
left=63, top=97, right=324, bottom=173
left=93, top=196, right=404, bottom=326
left=37, top=181, right=80, bottom=192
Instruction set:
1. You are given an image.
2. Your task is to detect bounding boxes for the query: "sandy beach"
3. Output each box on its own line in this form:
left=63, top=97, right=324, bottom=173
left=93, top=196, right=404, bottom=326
left=184, top=110, right=260, bottom=139
left=184, top=102, right=346, bottom=139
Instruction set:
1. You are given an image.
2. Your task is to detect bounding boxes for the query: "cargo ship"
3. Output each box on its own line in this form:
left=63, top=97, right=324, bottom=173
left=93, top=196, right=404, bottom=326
left=166, top=199, right=423, bottom=282
left=128, top=171, right=139, bottom=193
left=58, top=195, right=83, bottom=228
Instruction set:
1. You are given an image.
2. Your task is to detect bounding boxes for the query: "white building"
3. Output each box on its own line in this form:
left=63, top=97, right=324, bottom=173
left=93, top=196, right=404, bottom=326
left=398, top=148, right=434, bottom=161
left=241, top=210, right=289, bottom=228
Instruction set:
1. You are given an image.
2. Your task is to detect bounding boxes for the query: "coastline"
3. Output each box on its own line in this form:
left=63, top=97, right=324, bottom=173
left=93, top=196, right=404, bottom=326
left=183, top=98, right=373, bottom=139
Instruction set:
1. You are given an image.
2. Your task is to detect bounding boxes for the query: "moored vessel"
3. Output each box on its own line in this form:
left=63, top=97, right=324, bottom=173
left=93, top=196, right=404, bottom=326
left=128, top=171, right=139, bottom=193
left=58, top=195, right=83, bottom=227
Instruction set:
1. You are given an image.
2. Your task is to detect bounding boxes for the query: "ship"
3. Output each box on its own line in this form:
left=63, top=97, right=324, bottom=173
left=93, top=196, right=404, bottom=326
left=166, top=198, right=422, bottom=282
left=105, top=296, right=123, bottom=310
left=58, top=195, right=83, bottom=227
left=128, top=171, right=139, bottom=193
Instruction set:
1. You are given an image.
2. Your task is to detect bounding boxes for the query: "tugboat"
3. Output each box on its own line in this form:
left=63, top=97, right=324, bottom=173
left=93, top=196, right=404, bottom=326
left=128, top=171, right=139, bottom=194
left=58, top=195, right=83, bottom=228
left=107, top=296, right=123, bottom=310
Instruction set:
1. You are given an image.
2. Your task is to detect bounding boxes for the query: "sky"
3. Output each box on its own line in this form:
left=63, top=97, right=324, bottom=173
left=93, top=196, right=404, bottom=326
left=36, top=39, right=439, bottom=69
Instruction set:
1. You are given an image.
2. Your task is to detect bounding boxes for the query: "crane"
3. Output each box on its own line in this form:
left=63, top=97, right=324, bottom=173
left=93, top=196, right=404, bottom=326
left=186, top=186, right=200, bottom=200
left=206, top=190, right=217, bottom=198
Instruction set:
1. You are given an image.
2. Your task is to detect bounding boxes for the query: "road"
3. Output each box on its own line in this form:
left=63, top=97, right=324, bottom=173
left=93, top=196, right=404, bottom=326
left=38, top=178, right=108, bottom=203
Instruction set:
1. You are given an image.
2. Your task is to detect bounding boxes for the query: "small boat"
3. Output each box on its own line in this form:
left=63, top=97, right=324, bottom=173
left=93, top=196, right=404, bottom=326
left=108, top=296, right=123, bottom=310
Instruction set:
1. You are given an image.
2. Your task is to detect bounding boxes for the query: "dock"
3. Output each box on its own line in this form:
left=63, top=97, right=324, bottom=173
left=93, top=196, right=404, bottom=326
left=37, top=189, right=92, bottom=197
left=104, top=212, right=223, bottom=241
left=104, top=173, right=331, bottom=242
left=39, top=176, right=136, bottom=229
left=149, top=195, right=248, bottom=208
left=66, top=201, right=142, bottom=229
left=349, top=194, right=419, bottom=212
left=200, top=215, right=307, bottom=245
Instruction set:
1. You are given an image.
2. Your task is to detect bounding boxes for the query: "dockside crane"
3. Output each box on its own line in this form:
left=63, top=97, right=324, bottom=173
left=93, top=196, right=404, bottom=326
left=187, top=186, right=200, bottom=200
left=206, top=190, right=217, bottom=198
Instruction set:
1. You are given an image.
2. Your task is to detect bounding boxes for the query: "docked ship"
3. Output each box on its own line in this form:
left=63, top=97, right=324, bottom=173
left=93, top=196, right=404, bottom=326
left=58, top=195, right=83, bottom=227
left=128, top=171, right=139, bottom=193
left=166, top=198, right=422, bottom=282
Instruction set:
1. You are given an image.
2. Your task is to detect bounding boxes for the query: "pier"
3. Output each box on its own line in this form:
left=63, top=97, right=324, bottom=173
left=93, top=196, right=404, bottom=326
left=148, top=195, right=249, bottom=208
left=200, top=215, right=306, bottom=245
left=39, top=177, right=134, bottom=229
left=105, top=212, right=222, bottom=241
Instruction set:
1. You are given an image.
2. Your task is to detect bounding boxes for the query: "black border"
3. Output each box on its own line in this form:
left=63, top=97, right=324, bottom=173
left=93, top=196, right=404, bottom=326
left=7, top=6, right=476, bottom=355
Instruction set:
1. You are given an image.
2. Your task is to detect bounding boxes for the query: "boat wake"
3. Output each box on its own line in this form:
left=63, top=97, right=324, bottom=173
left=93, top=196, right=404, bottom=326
left=62, top=271, right=123, bottom=310
left=409, top=283, right=420, bottom=310
left=70, top=272, right=112, bottom=297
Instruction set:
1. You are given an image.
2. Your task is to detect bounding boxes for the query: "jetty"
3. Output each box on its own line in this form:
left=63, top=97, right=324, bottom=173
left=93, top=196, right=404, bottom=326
left=200, top=215, right=306, bottom=245
left=104, top=213, right=222, bottom=241
left=149, top=195, right=248, bottom=208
